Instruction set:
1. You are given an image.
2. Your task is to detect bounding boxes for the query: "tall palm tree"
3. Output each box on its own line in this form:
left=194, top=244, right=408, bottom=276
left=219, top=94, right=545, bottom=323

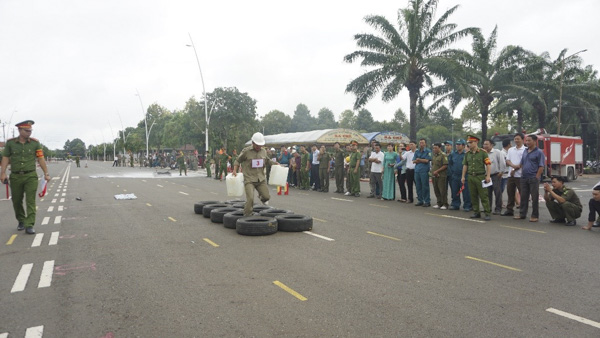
left=344, top=0, right=476, bottom=140
left=426, top=26, right=535, bottom=141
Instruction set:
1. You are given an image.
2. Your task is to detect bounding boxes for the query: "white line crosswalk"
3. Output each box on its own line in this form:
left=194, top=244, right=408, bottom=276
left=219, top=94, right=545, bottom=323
left=11, top=261, right=55, bottom=293
left=0, top=326, right=44, bottom=338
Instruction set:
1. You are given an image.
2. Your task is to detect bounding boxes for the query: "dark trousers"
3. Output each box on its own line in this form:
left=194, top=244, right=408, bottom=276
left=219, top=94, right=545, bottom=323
left=369, top=172, right=383, bottom=197
left=520, top=177, right=540, bottom=218
left=506, top=176, right=521, bottom=212
left=335, top=165, right=345, bottom=193
left=487, top=174, right=503, bottom=213
left=310, top=164, right=320, bottom=190
left=588, top=198, right=600, bottom=222
left=405, top=169, right=415, bottom=202
left=397, top=172, right=407, bottom=200
left=450, top=175, right=472, bottom=210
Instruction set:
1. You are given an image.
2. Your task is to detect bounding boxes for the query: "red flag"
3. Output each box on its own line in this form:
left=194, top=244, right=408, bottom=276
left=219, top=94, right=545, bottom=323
left=38, top=179, right=48, bottom=198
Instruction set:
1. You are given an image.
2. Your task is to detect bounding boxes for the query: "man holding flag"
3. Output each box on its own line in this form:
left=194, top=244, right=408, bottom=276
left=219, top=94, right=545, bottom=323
left=1, top=120, right=51, bottom=234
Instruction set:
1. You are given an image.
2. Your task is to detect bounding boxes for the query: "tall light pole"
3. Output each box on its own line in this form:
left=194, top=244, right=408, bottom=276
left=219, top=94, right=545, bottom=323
left=135, top=89, right=155, bottom=159
left=557, top=49, right=587, bottom=135
left=186, top=33, right=210, bottom=153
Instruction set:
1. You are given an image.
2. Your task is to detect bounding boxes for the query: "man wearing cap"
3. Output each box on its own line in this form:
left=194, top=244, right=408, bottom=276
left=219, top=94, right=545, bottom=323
left=318, top=145, right=330, bottom=192
left=461, top=135, right=492, bottom=220
left=448, top=139, right=472, bottom=211
left=218, top=148, right=231, bottom=181
left=233, top=132, right=279, bottom=216
left=431, top=143, right=449, bottom=209
left=299, top=145, right=310, bottom=190
left=333, top=142, right=346, bottom=194
left=1, top=120, right=51, bottom=234
left=413, top=138, right=432, bottom=207
left=348, top=140, right=361, bottom=197
left=176, top=151, right=187, bottom=176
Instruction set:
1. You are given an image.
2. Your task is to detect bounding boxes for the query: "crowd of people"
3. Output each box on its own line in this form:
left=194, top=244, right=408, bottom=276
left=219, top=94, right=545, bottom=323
left=209, top=133, right=600, bottom=231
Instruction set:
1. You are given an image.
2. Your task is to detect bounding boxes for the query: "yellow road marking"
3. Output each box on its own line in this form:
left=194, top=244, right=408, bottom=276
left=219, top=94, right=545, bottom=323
left=168, top=217, right=177, bottom=222
left=500, top=225, right=546, bottom=233
left=313, top=218, right=327, bottom=223
left=203, top=238, right=219, bottom=247
left=146, top=203, right=152, bottom=207
left=6, top=234, right=17, bottom=245
left=426, top=213, right=486, bottom=223
left=465, top=256, right=522, bottom=271
left=273, top=281, right=307, bottom=301
left=368, top=204, right=388, bottom=208
left=366, top=231, right=401, bottom=241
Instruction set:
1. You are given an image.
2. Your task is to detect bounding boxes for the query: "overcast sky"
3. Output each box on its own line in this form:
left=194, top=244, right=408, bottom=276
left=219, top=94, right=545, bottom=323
left=1, top=0, right=598, bottom=150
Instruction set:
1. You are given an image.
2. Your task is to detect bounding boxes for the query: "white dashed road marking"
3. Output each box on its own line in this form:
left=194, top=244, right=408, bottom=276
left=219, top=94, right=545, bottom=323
left=24, top=325, right=44, bottom=337
left=54, top=216, right=62, bottom=224
left=49, top=232, right=59, bottom=246
left=47, top=206, right=54, bottom=212
left=546, top=308, right=600, bottom=329
left=303, top=231, right=335, bottom=241
left=11, top=263, right=33, bottom=293
left=41, top=217, right=50, bottom=225
left=38, top=260, right=54, bottom=288
left=31, top=234, right=44, bottom=247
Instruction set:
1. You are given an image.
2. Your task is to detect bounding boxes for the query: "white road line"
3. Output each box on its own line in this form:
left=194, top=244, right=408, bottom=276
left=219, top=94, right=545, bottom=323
left=54, top=193, right=58, bottom=197
left=142, top=179, right=147, bottom=182
left=157, top=184, right=164, bottom=187
left=425, top=213, right=486, bottom=223
left=179, top=191, right=189, bottom=195
left=31, top=234, right=44, bottom=247
left=60, top=198, right=65, bottom=203
left=58, top=206, right=64, bottom=211
left=11, top=263, right=33, bottom=293
left=51, top=199, right=57, bottom=203
left=61, top=193, right=66, bottom=196
left=49, top=232, right=59, bottom=246
left=47, top=206, right=54, bottom=212
left=24, top=325, right=44, bottom=338
left=546, top=308, right=600, bottom=329
left=303, top=231, right=335, bottom=241
left=0, top=332, right=7, bottom=338
left=38, top=260, right=54, bottom=288
left=331, top=197, right=353, bottom=202
left=54, top=216, right=62, bottom=224
left=41, top=217, right=50, bottom=225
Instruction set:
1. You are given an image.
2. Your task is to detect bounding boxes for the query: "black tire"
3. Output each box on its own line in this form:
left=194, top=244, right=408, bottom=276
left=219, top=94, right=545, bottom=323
left=210, top=207, right=239, bottom=224
left=275, top=214, right=313, bottom=232
left=252, top=205, right=272, bottom=213
left=202, top=203, right=231, bottom=218
left=194, top=200, right=221, bottom=214
left=236, top=216, right=278, bottom=236
left=226, top=199, right=245, bottom=204
left=223, top=210, right=246, bottom=229
left=259, top=209, right=293, bottom=218
left=232, top=203, right=247, bottom=209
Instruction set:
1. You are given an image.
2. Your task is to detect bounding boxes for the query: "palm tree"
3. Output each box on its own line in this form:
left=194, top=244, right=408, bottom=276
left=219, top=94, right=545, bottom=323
left=426, top=26, right=535, bottom=141
left=344, top=0, right=476, bottom=140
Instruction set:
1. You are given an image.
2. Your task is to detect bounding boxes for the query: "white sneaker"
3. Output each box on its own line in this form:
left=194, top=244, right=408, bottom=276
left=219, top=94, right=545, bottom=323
left=432, top=205, right=440, bottom=209
left=440, top=206, right=447, bottom=210
left=344, top=192, right=351, bottom=196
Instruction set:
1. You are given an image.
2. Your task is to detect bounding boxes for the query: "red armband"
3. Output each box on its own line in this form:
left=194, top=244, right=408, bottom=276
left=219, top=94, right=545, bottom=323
left=36, top=149, right=44, bottom=158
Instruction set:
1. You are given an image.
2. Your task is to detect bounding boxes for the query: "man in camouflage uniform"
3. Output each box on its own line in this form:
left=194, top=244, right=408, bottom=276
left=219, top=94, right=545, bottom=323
left=218, top=148, right=230, bottom=181
left=333, top=142, right=345, bottom=194
left=205, top=151, right=212, bottom=178
left=1, top=120, right=51, bottom=234
left=318, top=145, right=331, bottom=192
left=299, top=145, right=310, bottom=190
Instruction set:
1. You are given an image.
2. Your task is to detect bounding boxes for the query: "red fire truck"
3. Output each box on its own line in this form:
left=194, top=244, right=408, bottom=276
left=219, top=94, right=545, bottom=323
left=492, top=129, right=584, bottom=181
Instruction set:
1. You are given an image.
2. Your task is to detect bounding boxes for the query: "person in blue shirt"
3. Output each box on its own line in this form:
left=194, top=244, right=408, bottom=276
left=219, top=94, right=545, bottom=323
left=516, top=134, right=546, bottom=222
left=277, top=145, right=291, bottom=184
left=447, top=139, right=472, bottom=211
left=413, top=138, right=432, bottom=207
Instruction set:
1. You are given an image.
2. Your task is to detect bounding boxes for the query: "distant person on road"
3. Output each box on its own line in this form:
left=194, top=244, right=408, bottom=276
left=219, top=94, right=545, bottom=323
left=75, top=155, right=80, bottom=168
left=544, top=176, right=582, bottom=226
left=232, top=132, right=278, bottom=216
left=582, top=185, right=600, bottom=230
left=204, top=151, right=212, bottom=178
left=1, top=120, right=51, bottom=235
left=177, top=151, right=187, bottom=176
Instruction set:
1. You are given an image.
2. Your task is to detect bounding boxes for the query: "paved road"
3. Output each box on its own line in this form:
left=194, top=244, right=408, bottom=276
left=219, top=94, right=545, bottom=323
left=1, top=161, right=599, bottom=337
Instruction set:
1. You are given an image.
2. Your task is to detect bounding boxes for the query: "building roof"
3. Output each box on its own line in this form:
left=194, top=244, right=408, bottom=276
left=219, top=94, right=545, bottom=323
left=245, top=129, right=370, bottom=147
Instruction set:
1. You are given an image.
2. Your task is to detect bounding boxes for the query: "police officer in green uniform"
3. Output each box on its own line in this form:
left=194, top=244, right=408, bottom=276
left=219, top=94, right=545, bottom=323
left=544, top=176, right=582, bottom=226
left=218, top=148, right=230, bottom=181
left=230, top=149, right=238, bottom=173
left=299, top=145, right=310, bottom=190
left=318, top=145, right=331, bottom=192
left=75, top=155, right=80, bottom=167
left=333, top=142, right=345, bottom=193
left=461, top=135, right=492, bottom=220
left=431, top=143, right=449, bottom=209
left=177, top=151, right=187, bottom=176
left=204, top=151, right=212, bottom=178
left=233, top=132, right=279, bottom=216
left=348, top=140, right=361, bottom=197
left=1, top=120, right=51, bottom=234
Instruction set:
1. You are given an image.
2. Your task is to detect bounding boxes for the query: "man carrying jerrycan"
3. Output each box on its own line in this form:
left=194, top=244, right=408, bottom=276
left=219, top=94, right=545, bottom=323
left=232, top=132, right=279, bottom=216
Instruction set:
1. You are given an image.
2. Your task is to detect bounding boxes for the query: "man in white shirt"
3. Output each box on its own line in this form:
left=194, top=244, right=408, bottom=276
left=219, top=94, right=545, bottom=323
left=310, top=145, right=320, bottom=191
left=484, top=139, right=507, bottom=214
left=500, top=139, right=511, bottom=194
left=368, top=142, right=385, bottom=199
left=403, top=141, right=416, bottom=203
left=502, top=133, right=526, bottom=216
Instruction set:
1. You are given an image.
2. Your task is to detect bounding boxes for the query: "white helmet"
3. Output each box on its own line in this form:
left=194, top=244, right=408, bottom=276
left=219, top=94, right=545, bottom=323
left=251, top=132, right=265, bottom=146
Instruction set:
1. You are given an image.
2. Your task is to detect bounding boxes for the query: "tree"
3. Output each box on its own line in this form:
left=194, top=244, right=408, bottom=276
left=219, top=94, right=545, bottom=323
left=355, top=108, right=375, bottom=131
left=427, top=27, right=534, bottom=141
left=338, top=109, right=356, bottom=129
left=290, top=103, right=316, bottom=132
left=344, top=0, right=476, bottom=140
left=430, top=106, right=453, bottom=127
left=316, top=108, right=337, bottom=129
left=207, top=87, right=257, bottom=152
left=417, top=125, right=451, bottom=145
left=64, top=138, right=86, bottom=156
left=261, top=110, right=292, bottom=135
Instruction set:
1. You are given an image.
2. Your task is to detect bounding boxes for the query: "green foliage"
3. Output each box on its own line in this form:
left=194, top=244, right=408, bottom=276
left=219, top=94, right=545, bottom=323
left=355, top=109, right=375, bottom=132
left=317, top=108, right=337, bottom=129
left=290, top=104, right=316, bottom=132
left=338, top=109, right=356, bottom=129
left=261, top=110, right=292, bottom=135
left=417, top=125, right=452, bottom=145
left=63, top=138, right=86, bottom=156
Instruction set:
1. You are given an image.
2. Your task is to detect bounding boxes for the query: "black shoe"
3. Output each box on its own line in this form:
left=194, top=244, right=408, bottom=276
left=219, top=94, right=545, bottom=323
left=484, top=215, right=491, bottom=221
left=501, top=211, right=514, bottom=216
left=463, top=208, right=472, bottom=212
left=25, top=227, right=35, bottom=235
left=470, top=213, right=481, bottom=219
left=550, top=218, right=566, bottom=224
left=492, top=210, right=501, bottom=215
left=415, top=202, right=424, bottom=206
left=593, top=221, right=599, bottom=227
left=367, top=195, right=375, bottom=198
left=565, top=220, right=577, bottom=226
left=17, top=222, right=25, bottom=231
left=423, top=203, right=430, bottom=207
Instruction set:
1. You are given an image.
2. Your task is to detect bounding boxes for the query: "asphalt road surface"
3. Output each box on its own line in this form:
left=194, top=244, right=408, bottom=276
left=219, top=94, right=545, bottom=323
left=1, top=161, right=599, bottom=337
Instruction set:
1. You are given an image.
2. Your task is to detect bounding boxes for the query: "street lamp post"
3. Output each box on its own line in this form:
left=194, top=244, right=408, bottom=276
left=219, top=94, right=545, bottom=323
left=186, top=33, right=210, bottom=153
left=135, top=89, right=155, bottom=160
left=557, top=49, right=587, bottom=135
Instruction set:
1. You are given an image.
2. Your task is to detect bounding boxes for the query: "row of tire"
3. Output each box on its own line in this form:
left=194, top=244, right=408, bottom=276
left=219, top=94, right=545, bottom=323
left=193, top=200, right=313, bottom=236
